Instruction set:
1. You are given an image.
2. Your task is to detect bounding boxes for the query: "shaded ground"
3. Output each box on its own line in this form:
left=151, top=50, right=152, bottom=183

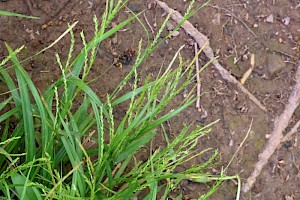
left=1, top=0, right=300, bottom=199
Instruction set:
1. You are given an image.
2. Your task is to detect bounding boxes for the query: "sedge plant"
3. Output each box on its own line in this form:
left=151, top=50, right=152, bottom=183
left=0, top=0, right=240, bottom=199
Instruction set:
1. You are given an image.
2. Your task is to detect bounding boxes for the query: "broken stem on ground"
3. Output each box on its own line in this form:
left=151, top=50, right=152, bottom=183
left=194, top=42, right=201, bottom=112
left=243, top=61, right=300, bottom=193
left=281, top=119, right=300, bottom=143
left=155, top=0, right=267, bottom=112
left=143, top=12, right=155, bottom=36
left=240, top=53, right=255, bottom=85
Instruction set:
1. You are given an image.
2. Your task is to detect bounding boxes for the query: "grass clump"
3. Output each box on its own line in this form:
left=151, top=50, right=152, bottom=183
left=0, top=0, right=240, bottom=199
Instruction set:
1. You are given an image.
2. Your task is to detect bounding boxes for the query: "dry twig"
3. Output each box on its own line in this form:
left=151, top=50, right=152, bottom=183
left=240, top=53, right=255, bottom=85
left=281, top=120, right=300, bottom=143
left=194, top=43, right=201, bottom=112
left=155, top=0, right=267, bottom=112
left=243, top=61, right=300, bottom=193
left=143, top=12, right=155, bottom=36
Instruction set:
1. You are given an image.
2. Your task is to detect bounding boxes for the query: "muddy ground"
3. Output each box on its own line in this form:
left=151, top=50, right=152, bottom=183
left=1, top=0, right=300, bottom=199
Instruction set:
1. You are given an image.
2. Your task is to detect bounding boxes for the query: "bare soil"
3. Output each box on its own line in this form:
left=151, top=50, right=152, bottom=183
left=1, top=0, right=300, bottom=199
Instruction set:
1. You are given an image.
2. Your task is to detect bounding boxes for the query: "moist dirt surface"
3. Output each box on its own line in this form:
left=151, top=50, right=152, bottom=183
left=1, top=0, right=300, bottom=199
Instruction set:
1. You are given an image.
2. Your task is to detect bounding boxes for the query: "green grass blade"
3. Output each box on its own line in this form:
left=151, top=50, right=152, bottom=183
left=90, top=101, right=104, bottom=174
left=52, top=147, right=66, bottom=168
left=11, top=173, right=42, bottom=200
left=0, top=181, right=12, bottom=200
left=141, top=99, right=196, bottom=134
left=0, top=65, right=21, bottom=107
left=0, top=10, right=40, bottom=19
left=6, top=45, right=35, bottom=162
left=148, top=159, right=158, bottom=200
left=74, top=95, right=89, bottom=125
left=67, top=78, right=108, bottom=117
left=16, top=78, right=35, bottom=162
left=0, top=107, right=18, bottom=124
left=59, top=117, right=86, bottom=196
left=0, top=96, right=12, bottom=110
left=111, top=82, right=155, bottom=106
left=1, top=118, right=10, bottom=142
left=0, top=124, right=24, bottom=167
left=115, top=130, right=156, bottom=163
left=5, top=43, right=51, bottom=158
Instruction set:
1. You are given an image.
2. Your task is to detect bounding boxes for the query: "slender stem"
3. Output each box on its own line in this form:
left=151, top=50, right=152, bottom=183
left=194, top=43, right=201, bottom=112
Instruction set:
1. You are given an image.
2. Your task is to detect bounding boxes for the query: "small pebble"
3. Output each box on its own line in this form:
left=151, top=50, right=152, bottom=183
left=266, top=14, right=274, bottom=23
left=111, top=35, right=118, bottom=45
left=171, top=31, right=180, bottom=37
left=282, top=17, right=291, bottom=25
left=229, top=139, right=234, bottom=147
left=183, top=88, right=188, bottom=98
